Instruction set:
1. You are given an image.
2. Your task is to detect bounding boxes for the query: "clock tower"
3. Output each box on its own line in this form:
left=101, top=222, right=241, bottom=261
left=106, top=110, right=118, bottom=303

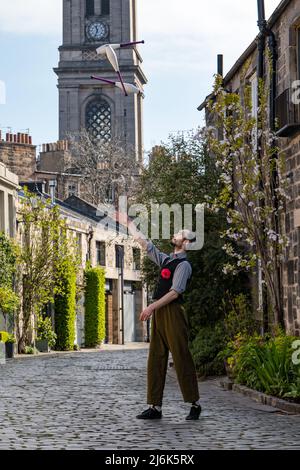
left=54, top=0, right=147, bottom=162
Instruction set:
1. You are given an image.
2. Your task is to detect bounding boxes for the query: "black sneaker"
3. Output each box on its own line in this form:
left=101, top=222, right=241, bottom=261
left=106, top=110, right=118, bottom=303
left=186, top=404, right=201, bottom=420
left=136, top=407, right=162, bottom=420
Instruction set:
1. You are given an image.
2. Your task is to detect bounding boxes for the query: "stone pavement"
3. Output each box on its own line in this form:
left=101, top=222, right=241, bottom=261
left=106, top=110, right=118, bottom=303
left=0, top=345, right=299, bottom=450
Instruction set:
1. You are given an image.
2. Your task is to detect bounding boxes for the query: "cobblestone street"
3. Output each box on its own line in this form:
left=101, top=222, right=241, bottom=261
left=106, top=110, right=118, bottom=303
left=0, top=345, right=299, bottom=450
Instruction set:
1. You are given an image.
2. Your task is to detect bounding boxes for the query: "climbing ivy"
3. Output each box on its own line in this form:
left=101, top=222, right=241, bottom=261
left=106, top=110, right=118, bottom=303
left=84, top=267, right=106, bottom=347
left=0, top=232, right=17, bottom=287
left=54, top=259, right=77, bottom=351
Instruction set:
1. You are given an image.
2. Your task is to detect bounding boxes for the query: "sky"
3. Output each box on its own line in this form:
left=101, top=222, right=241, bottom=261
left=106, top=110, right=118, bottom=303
left=0, top=0, right=281, bottom=154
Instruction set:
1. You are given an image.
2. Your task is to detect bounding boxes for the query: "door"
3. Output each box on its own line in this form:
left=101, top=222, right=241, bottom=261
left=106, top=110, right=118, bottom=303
left=123, top=291, right=135, bottom=343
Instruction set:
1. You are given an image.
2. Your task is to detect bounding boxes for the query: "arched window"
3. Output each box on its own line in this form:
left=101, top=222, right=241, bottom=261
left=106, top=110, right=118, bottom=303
left=86, top=0, right=95, bottom=17
left=85, top=99, right=112, bottom=141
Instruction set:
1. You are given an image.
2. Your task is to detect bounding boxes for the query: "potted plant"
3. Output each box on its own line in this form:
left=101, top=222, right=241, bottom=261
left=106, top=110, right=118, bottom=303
left=36, top=315, right=57, bottom=353
left=0, top=331, right=8, bottom=363
left=5, top=333, right=16, bottom=359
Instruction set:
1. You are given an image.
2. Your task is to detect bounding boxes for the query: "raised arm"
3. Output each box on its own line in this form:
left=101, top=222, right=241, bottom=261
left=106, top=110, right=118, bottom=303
left=113, top=211, right=148, bottom=250
left=113, top=210, right=169, bottom=267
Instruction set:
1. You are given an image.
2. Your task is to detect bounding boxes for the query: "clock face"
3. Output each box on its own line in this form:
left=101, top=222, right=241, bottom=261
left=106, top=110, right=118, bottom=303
left=86, top=21, right=109, bottom=41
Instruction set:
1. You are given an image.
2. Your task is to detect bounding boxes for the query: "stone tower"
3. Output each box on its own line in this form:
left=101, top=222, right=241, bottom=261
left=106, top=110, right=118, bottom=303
left=54, top=0, right=147, bottom=162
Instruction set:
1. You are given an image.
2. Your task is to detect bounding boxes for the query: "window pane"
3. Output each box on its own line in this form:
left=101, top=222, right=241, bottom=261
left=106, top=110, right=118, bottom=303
left=68, top=184, right=77, bottom=198
left=86, top=0, right=95, bottom=16
left=85, top=99, right=112, bottom=142
left=8, top=194, right=14, bottom=238
left=96, top=241, right=106, bottom=266
left=102, top=0, right=110, bottom=15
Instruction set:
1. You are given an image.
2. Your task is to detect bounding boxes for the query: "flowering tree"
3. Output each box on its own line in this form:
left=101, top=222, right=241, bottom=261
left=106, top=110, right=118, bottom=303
left=204, top=61, right=289, bottom=330
left=17, top=189, right=80, bottom=353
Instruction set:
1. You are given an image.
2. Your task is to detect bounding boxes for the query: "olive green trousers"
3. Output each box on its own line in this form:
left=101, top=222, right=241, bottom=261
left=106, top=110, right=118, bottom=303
left=147, top=302, right=200, bottom=406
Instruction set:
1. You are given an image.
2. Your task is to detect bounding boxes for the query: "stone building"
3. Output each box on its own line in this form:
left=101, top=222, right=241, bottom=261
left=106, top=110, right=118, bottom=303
left=199, top=0, right=300, bottom=335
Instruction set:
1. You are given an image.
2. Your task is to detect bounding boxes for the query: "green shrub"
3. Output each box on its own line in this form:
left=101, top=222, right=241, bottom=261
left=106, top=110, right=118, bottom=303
left=0, top=232, right=17, bottom=287
left=227, top=332, right=300, bottom=399
left=284, top=378, right=300, bottom=400
left=190, top=322, right=227, bottom=376
left=25, top=346, right=38, bottom=355
left=0, top=286, right=19, bottom=316
left=84, top=267, right=106, bottom=347
left=54, top=262, right=77, bottom=350
left=223, top=293, right=260, bottom=340
left=36, top=315, right=57, bottom=349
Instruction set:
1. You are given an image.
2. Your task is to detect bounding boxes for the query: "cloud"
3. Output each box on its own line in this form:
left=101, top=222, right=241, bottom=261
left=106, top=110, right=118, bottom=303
left=0, top=0, right=61, bottom=36
left=140, top=0, right=281, bottom=74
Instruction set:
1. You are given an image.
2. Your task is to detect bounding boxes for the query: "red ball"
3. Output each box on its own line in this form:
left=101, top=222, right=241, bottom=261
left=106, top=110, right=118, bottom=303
left=161, top=268, right=171, bottom=280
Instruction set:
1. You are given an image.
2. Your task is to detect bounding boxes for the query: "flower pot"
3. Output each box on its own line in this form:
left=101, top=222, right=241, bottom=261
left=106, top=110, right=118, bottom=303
left=36, top=339, right=50, bottom=353
left=5, top=342, right=15, bottom=359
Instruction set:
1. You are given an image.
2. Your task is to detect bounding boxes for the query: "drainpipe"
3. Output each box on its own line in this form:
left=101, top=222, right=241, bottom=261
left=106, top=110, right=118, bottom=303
left=257, top=0, right=284, bottom=329
left=257, top=0, right=277, bottom=130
